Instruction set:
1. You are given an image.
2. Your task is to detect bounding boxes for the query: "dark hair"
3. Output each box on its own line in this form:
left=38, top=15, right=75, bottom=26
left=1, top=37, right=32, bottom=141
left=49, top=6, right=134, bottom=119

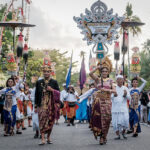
left=101, top=67, right=109, bottom=77
left=6, top=78, right=15, bottom=87
left=89, top=83, right=95, bottom=88
left=131, top=77, right=138, bottom=84
left=67, top=86, right=75, bottom=94
left=131, top=77, right=138, bottom=87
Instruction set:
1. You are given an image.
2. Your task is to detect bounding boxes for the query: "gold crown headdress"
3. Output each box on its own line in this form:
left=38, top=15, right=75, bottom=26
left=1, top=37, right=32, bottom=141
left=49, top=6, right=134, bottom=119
left=42, top=55, right=52, bottom=71
left=97, top=56, right=112, bottom=73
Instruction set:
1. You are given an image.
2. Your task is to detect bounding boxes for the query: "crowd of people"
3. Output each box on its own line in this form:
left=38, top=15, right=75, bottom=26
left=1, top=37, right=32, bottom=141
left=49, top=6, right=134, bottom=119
left=0, top=56, right=150, bottom=146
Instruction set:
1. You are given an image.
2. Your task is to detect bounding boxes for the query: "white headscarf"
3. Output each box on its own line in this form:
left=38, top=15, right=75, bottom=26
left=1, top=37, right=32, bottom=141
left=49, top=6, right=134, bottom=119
left=116, top=75, right=124, bottom=80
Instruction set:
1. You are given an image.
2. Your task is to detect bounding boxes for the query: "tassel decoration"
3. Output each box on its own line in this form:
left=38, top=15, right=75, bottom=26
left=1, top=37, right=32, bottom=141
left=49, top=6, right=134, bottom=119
left=114, top=41, right=120, bottom=61
left=23, top=44, right=28, bottom=64
left=122, top=31, right=128, bottom=54
left=17, top=32, right=23, bottom=57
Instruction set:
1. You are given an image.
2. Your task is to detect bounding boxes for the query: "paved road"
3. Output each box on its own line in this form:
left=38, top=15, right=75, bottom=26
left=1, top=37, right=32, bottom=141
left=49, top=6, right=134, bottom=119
left=0, top=117, right=150, bottom=150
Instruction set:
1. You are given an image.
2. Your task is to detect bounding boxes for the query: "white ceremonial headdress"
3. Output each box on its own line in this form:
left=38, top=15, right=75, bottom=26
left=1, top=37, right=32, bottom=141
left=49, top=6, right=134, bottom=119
left=68, top=84, right=74, bottom=88
left=62, top=83, right=66, bottom=86
left=116, top=75, right=124, bottom=80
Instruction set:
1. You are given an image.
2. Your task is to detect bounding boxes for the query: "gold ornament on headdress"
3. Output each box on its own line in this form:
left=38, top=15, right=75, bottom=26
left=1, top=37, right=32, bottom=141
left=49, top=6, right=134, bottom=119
left=41, top=55, right=52, bottom=72
left=97, top=56, right=112, bottom=73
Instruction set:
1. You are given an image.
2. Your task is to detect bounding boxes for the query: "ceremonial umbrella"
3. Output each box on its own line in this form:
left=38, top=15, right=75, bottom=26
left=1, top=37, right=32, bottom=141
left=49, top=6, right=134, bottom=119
left=120, top=21, right=145, bottom=76
left=0, top=22, right=35, bottom=51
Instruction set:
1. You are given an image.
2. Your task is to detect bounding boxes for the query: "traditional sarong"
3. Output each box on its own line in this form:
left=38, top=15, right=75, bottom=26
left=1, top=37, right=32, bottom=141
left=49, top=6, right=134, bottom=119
left=27, top=100, right=33, bottom=117
left=129, top=106, right=141, bottom=133
left=91, top=90, right=111, bottom=139
left=62, top=101, right=67, bottom=117
left=38, top=90, right=60, bottom=133
left=16, top=99, right=24, bottom=120
left=3, top=105, right=17, bottom=133
left=23, top=101, right=27, bottom=116
left=66, top=102, right=78, bottom=119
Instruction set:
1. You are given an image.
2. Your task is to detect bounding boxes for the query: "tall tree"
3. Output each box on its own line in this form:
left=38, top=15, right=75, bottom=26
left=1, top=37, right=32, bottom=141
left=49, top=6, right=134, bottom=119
left=22, top=49, right=77, bottom=89
left=0, top=4, right=13, bottom=73
left=124, top=2, right=142, bottom=36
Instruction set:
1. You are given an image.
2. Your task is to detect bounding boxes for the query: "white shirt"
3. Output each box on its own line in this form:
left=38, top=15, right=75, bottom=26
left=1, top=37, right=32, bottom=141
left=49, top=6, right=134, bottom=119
left=0, top=86, right=19, bottom=106
left=111, top=86, right=131, bottom=113
left=16, top=91, right=25, bottom=101
left=60, top=90, right=68, bottom=102
left=30, top=87, right=36, bottom=104
left=65, top=91, right=78, bottom=102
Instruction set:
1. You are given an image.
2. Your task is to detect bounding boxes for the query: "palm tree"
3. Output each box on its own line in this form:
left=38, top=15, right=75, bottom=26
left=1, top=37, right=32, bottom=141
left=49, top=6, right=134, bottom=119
left=124, top=2, right=142, bottom=36
left=121, top=3, right=142, bottom=77
left=80, top=51, right=86, bottom=58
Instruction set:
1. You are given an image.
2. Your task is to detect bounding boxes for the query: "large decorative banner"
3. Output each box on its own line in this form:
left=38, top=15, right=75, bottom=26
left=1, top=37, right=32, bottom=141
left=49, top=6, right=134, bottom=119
left=130, top=47, right=141, bottom=74
left=73, top=0, right=124, bottom=46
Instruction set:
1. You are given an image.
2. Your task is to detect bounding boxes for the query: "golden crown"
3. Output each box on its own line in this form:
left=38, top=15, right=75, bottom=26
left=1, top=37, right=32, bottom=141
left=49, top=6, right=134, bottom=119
left=97, top=56, right=112, bottom=73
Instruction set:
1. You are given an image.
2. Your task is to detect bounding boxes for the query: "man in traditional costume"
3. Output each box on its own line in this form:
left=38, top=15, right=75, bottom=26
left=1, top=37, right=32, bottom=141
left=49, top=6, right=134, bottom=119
left=111, top=75, right=131, bottom=140
left=89, top=56, right=116, bottom=145
left=35, top=55, right=60, bottom=145
left=65, top=85, right=79, bottom=126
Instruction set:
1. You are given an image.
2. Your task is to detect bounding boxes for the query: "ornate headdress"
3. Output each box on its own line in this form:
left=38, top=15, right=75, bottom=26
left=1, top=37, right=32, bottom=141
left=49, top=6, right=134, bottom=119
left=97, top=56, right=112, bottom=73
left=42, top=55, right=52, bottom=71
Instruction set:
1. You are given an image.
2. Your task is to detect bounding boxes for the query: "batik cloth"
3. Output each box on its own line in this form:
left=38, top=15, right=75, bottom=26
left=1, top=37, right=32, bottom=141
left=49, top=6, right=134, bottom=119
left=91, top=78, right=112, bottom=140
left=129, top=89, right=141, bottom=133
left=38, top=90, right=60, bottom=133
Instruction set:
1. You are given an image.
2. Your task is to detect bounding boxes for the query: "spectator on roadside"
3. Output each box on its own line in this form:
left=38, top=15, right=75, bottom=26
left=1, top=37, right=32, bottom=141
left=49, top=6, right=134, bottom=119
left=140, top=91, right=149, bottom=123
left=147, top=92, right=150, bottom=124
left=0, top=87, right=5, bottom=124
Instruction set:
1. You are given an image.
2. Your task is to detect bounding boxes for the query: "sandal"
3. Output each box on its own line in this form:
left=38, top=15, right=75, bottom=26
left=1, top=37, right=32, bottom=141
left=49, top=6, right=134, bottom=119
left=132, top=133, right=138, bottom=137
left=38, top=141, right=45, bottom=145
left=9, top=129, right=14, bottom=136
left=47, top=140, right=53, bottom=144
left=4, top=133, right=9, bottom=136
left=99, top=137, right=104, bottom=145
left=103, top=138, right=107, bottom=144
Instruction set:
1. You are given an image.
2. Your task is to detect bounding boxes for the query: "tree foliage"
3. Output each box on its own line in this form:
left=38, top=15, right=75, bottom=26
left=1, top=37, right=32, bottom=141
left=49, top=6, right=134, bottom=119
left=0, top=4, right=13, bottom=72
left=124, top=2, right=142, bottom=36
left=22, top=49, right=78, bottom=89
left=140, top=39, right=150, bottom=90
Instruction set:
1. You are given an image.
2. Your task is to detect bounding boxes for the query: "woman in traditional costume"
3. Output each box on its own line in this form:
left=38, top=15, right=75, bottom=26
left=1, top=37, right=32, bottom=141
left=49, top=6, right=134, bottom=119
left=0, top=78, right=20, bottom=136
left=16, top=86, right=25, bottom=134
left=89, top=56, right=116, bottom=145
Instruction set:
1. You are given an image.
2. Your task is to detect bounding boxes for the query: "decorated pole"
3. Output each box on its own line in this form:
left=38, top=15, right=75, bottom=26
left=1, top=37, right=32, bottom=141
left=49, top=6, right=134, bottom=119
left=114, top=41, right=120, bottom=75
left=121, top=29, right=128, bottom=75
left=130, top=47, right=141, bottom=77
left=74, top=0, right=124, bottom=80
